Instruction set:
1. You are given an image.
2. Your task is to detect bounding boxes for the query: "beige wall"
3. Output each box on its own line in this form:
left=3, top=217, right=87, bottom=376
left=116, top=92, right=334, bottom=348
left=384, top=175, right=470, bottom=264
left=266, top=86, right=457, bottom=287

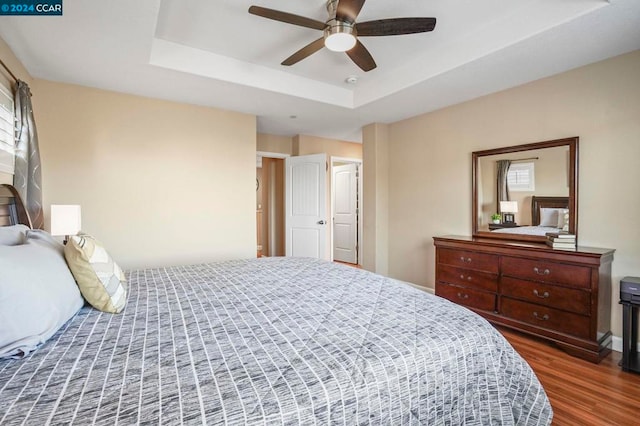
left=293, top=134, right=362, bottom=159
left=33, top=79, right=257, bottom=269
left=375, top=50, right=640, bottom=337
left=362, top=123, right=389, bottom=274
left=257, top=133, right=292, bottom=155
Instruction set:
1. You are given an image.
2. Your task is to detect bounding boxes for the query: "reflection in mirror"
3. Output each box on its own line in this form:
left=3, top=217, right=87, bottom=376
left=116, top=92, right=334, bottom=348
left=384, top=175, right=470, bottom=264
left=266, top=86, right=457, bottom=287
left=478, top=146, right=569, bottom=228
left=472, top=137, right=578, bottom=243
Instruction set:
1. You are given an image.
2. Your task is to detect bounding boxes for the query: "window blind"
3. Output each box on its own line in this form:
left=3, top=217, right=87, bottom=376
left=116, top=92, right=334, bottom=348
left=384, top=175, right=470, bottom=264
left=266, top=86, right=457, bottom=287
left=0, top=84, right=15, bottom=174
left=507, top=162, right=535, bottom=192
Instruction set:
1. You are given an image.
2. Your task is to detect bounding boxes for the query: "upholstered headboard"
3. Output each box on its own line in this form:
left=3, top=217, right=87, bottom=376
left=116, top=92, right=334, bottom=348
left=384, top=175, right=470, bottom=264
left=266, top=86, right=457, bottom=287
left=531, top=196, right=569, bottom=226
left=0, top=184, right=32, bottom=228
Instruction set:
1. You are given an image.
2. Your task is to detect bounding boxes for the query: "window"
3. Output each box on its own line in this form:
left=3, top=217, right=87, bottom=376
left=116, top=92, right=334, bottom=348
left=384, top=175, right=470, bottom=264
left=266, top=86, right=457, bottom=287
left=507, top=162, right=535, bottom=192
left=0, top=83, right=15, bottom=174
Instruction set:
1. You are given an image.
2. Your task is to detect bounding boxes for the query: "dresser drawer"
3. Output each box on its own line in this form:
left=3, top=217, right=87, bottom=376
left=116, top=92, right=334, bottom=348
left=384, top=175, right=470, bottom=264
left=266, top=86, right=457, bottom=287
left=434, top=236, right=614, bottom=362
left=501, top=277, right=591, bottom=315
left=436, top=283, right=496, bottom=312
left=438, top=248, right=499, bottom=274
left=502, top=256, right=591, bottom=289
left=437, top=264, right=498, bottom=292
left=501, top=298, right=590, bottom=339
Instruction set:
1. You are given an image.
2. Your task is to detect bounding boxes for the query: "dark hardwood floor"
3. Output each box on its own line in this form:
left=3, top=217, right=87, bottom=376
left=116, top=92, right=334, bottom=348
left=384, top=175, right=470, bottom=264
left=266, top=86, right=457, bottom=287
left=333, top=260, right=362, bottom=269
left=499, top=327, right=640, bottom=425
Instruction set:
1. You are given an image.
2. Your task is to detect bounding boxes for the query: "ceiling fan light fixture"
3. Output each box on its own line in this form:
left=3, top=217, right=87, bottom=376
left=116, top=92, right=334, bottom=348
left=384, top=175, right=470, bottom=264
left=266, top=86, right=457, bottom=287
left=324, top=20, right=356, bottom=52
left=249, top=2, right=436, bottom=72
left=325, top=33, right=356, bottom=52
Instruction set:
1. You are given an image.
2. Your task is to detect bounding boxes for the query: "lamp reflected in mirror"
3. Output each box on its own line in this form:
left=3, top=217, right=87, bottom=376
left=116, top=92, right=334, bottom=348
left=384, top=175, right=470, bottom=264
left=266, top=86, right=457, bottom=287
left=500, top=201, right=518, bottom=224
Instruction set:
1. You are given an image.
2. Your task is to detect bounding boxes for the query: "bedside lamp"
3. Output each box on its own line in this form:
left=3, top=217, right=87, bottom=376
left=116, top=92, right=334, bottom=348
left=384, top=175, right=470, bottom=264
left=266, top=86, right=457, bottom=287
left=50, top=204, right=82, bottom=244
left=500, top=201, right=518, bottom=224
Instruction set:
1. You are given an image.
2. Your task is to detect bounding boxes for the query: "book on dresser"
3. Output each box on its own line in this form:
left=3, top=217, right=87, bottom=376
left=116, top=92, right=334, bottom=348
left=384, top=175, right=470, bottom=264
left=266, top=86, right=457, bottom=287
left=546, top=239, right=576, bottom=249
left=545, top=232, right=576, bottom=250
left=545, top=241, right=576, bottom=250
left=545, top=232, right=576, bottom=242
left=545, top=232, right=576, bottom=239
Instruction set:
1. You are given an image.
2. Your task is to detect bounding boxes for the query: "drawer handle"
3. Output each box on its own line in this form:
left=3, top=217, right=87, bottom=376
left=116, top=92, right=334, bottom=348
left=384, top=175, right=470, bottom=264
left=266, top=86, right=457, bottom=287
left=533, top=267, right=550, bottom=276
left=459, top=274, right=472, bottom=281
left=533, top=312, right=550, bottom=321
left=457, top=292, right=469, bottom=300
left=459, top=256, right=472, bottom=263
left=533, top=289, right=550, bottom=299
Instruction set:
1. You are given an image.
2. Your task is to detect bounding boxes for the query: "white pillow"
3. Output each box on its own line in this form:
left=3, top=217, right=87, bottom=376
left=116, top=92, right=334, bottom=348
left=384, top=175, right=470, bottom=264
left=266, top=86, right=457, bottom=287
left=0, top=229, right=84, bottom=359
left=0, top=224, right=30, bottom=246
left=556, top=209, right=570, bottom=230
left=539, top=208, right=560, bottom=227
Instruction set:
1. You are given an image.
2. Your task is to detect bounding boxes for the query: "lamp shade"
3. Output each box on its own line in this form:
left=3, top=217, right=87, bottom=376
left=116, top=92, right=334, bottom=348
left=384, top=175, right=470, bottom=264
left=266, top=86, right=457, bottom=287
left=50, top=205, right=82, bottom=236
left=499, top=201, right=518, bottom=213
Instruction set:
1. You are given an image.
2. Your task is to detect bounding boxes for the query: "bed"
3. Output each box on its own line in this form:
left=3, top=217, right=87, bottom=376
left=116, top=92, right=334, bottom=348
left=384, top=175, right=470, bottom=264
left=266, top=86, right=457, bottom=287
left=491, top=196, right=569, bottom=236
left=0, top=184, right=32, bottom=228
left=0, top=186, right=552, bottom=425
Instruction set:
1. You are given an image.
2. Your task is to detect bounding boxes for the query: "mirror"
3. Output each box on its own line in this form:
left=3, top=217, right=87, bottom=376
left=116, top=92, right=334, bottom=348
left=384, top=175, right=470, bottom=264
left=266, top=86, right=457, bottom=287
left=472, top=137, right=578, bottom=243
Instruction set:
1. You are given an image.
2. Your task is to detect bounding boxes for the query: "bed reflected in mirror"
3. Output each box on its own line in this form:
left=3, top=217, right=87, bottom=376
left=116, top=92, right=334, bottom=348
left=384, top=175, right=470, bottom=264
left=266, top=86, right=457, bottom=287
left=472, top=137, right=578, bottom=243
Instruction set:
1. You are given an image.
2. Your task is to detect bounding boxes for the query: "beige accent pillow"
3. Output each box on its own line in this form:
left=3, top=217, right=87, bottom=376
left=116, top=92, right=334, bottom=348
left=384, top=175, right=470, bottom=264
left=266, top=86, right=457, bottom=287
left=557, top=209, right=570, bottom=231
left=64, top=233, right=127, bottom=313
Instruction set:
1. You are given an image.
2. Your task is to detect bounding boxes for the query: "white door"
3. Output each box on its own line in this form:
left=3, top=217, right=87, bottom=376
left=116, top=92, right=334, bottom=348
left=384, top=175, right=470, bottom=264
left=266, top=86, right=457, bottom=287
left=285, top=154, right=327, bottom=258
left=332, top=163, right=358, bottom=264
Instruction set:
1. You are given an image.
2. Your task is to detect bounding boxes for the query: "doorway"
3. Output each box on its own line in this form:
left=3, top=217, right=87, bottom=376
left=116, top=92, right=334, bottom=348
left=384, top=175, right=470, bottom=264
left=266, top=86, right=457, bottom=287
left=256, top=151, right=288, bottom=257
left=331, top=157, right=362, bottom=265
left=284, top=153, right=328, bottom=258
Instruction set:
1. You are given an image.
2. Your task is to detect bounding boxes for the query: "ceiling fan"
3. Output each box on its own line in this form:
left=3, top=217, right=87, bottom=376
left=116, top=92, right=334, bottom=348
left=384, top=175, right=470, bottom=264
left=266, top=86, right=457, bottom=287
left=249, top=0, right=436, bottom=72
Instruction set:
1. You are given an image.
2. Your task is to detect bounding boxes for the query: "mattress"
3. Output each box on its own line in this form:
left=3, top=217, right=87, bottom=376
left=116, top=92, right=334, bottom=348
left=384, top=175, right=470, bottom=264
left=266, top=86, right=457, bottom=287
left=0, top=257, right=552, bottom=425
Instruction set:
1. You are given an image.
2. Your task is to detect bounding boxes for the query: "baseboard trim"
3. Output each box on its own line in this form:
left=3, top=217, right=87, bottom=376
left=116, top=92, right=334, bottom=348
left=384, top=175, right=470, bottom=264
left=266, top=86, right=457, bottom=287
left=612, top=336, right=622, bottom=353
left=611, top=335, right=640, bottom=353
left=407, top=282, right=435, bottom=294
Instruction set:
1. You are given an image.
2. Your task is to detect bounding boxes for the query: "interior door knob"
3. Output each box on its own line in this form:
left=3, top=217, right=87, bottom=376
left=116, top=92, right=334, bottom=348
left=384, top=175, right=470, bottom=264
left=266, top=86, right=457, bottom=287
left=317, top=220, right=326, bottom=225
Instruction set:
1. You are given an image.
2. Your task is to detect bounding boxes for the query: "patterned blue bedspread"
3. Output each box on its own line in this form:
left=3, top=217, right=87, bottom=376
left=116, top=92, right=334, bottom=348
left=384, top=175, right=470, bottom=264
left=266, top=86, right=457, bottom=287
left=0, top=257, right=552, bottom=424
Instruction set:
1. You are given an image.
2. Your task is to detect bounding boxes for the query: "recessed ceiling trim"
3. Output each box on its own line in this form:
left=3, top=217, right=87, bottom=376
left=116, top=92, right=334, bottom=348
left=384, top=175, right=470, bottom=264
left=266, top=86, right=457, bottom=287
left=149, top=38, right=354, bottom=108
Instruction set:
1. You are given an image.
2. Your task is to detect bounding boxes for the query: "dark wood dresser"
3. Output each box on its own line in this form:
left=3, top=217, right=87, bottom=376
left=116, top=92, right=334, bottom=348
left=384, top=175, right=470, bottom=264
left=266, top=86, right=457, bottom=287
left=433, top=235, right=614, bottom=363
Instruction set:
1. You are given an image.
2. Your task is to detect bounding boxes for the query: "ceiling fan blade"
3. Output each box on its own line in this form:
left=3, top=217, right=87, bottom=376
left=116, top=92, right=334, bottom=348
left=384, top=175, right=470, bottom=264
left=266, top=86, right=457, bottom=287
left=357, top=17, right=436, bottom=36
left=249, top=6, right=326, bottom=31
left=346, top=40, right=376, bottom=72
left=336, top=0, right=366, bottom=24
left=282, top=38, right=326, bottom=66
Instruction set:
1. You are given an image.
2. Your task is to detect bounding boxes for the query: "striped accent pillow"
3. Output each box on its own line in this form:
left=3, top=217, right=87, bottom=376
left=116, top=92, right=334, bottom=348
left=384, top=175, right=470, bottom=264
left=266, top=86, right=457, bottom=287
left=64, top=233, right=127, bottom=313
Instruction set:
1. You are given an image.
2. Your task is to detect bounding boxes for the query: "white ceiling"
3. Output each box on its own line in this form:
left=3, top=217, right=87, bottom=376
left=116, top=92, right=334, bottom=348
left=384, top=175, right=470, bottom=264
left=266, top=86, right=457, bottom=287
left=1, top=0, right=639, bottom=142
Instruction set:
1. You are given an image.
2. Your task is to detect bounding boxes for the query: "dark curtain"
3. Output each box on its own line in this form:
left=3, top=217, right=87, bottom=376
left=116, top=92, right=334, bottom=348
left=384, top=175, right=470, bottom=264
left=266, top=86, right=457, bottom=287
left=496, top=160, right=511, bottom=212
left=13, top=80, right=44, bottom=229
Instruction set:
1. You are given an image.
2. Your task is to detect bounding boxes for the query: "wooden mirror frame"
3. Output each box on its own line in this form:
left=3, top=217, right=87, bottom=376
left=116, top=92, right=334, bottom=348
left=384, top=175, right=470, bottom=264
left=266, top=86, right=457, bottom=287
left=472, top=137, right=578, bottom=243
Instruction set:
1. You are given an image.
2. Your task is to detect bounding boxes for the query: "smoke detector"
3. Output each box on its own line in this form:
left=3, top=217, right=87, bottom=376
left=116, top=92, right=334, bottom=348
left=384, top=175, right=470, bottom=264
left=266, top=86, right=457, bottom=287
left=345, top=75, right=358, bottom=85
